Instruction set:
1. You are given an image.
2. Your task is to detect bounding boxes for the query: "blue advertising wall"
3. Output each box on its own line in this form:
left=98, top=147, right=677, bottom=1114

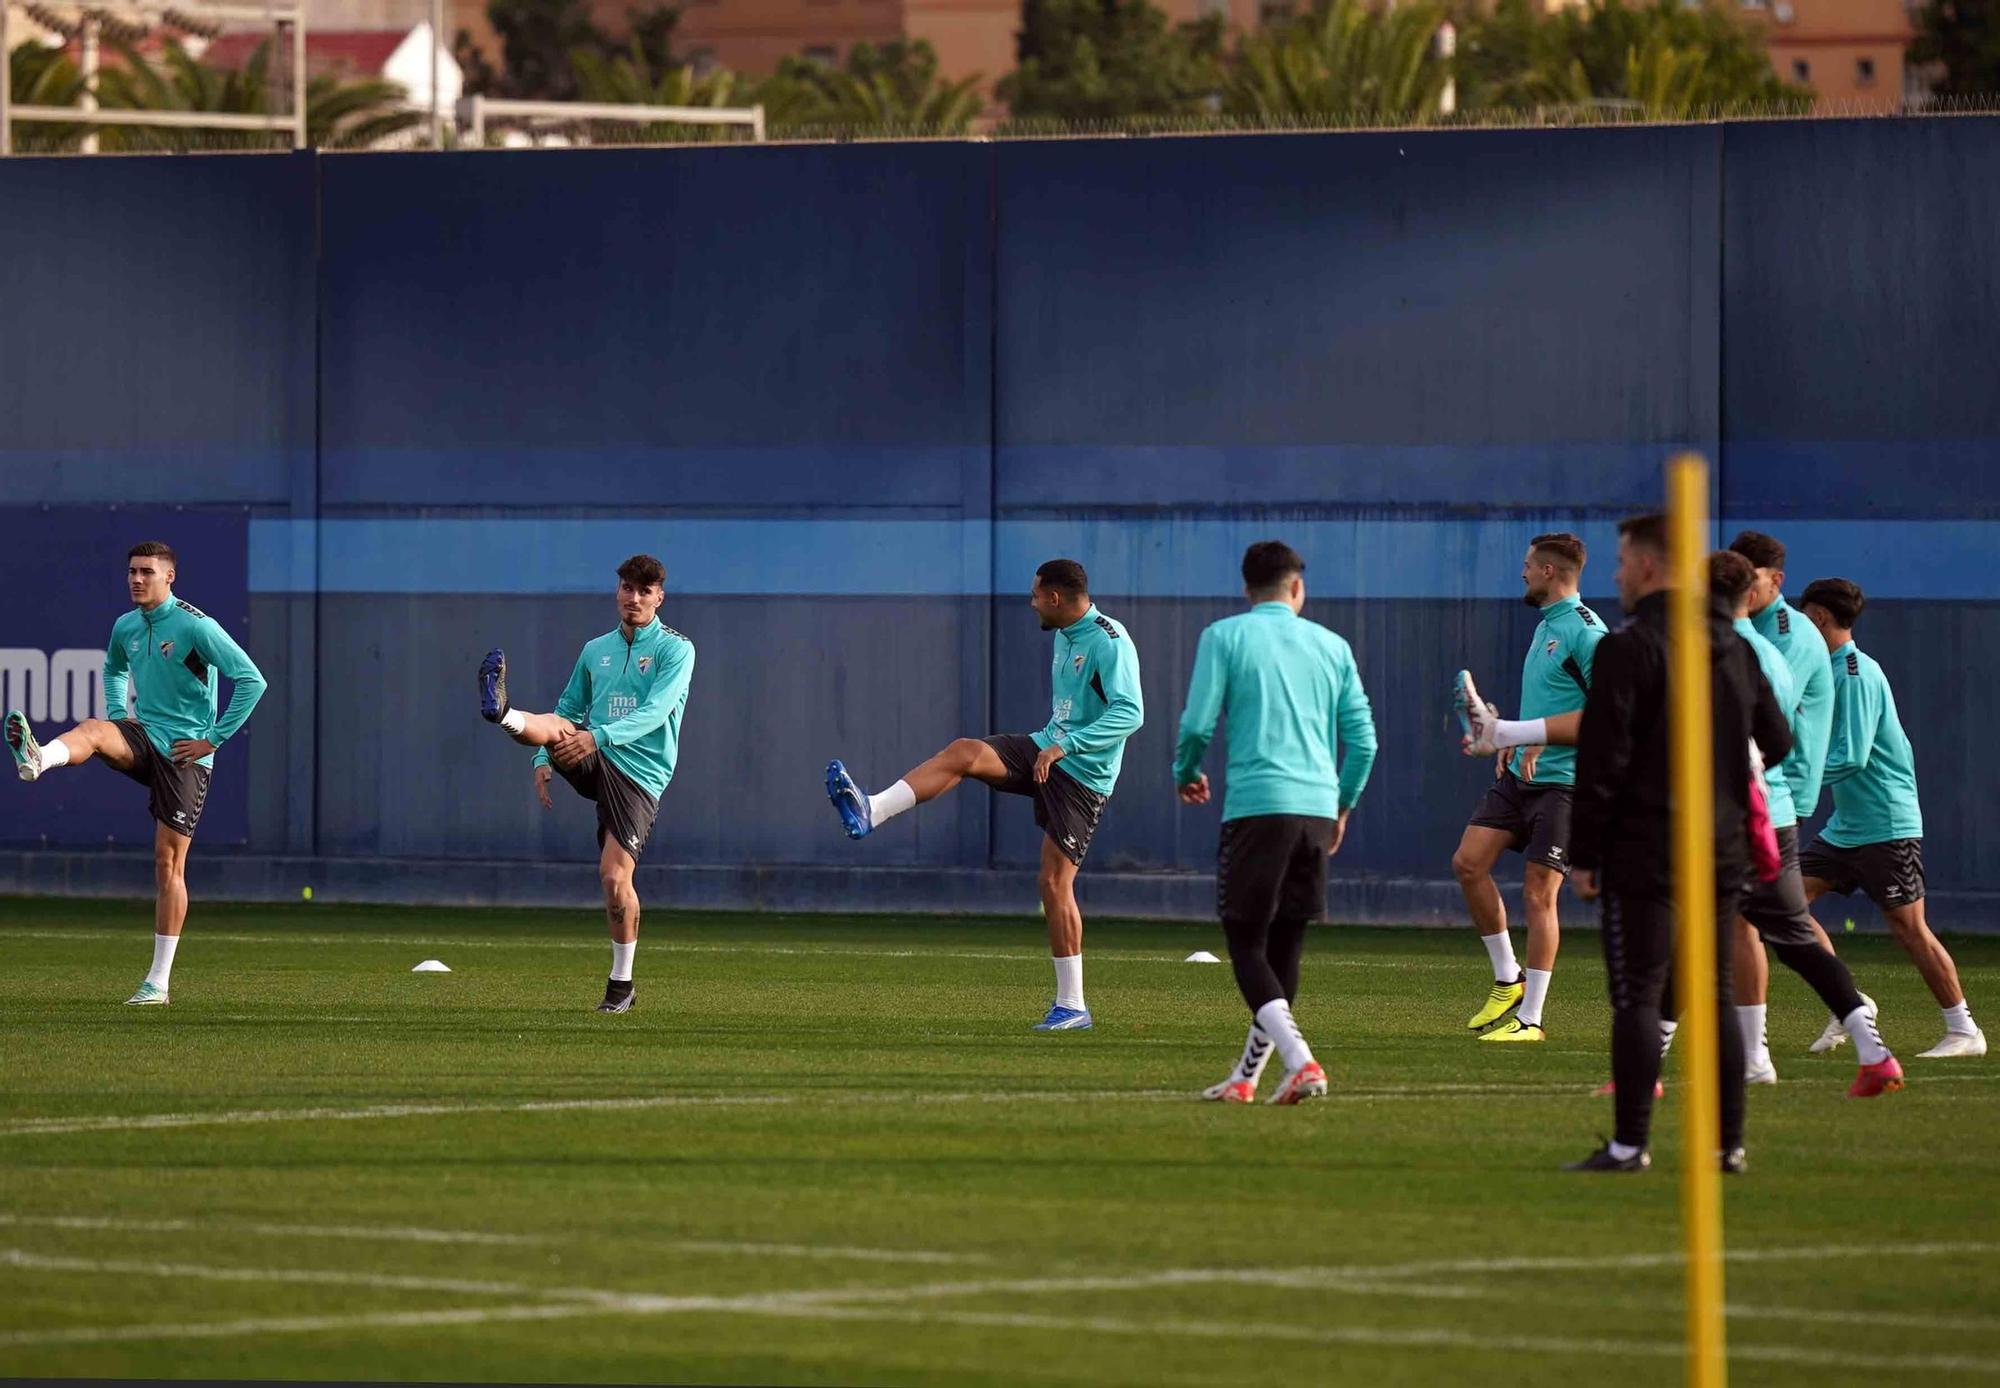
left=0, top=120, right=1995, bottom=926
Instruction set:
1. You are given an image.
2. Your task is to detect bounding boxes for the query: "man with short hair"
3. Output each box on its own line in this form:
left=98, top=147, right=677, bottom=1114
left=6, top=541, right=267, bottom=1005
left=827, top=559, right=1143, bottom=1032
left=1174, top=541, right=1377, bottom=1105
left=1796, top=578, right=1985, bottom=1059
left=1564, top=514, right=1792, bottom=1173
left=1711, top=551, right=1900, bottom=1096
left=1447, top=533, right=1606, bottom=1043
left=479, top=554, right=695, bottom=1014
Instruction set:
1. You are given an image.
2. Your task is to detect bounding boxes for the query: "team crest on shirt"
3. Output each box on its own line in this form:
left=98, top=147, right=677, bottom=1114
left=1544, top=639, right=1559, bottom=656
left=1073, top=653, right=1085, bottom=673
left=637, top=655, right=653, bottom=674
left=159, top=640, right=175, bottom=659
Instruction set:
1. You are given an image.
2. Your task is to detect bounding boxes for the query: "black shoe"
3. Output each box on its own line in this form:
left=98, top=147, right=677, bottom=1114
left=1563, top=1138, right=1650, bottom=1172
left=595, top=978, right=634, bottom=1014
left=1720, top=1148, right=1748, bottom=1175
left=479, top=648, right=509, bottom=723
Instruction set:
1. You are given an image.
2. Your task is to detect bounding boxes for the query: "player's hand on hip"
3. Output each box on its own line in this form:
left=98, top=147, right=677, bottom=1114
left=1033, top=741, right=1066, bottom=784
left=1328, top=809, right=1351, bottom=857
left=169, top=738, right=216, bottom=765
left=1177, top=774, right=1210, bottom=805
left=549, top=729, right=594, bottom=770
left=1572, top=868, right=1600, bottom=901
left=534, top=764, right=554, bottom=809
left=1517, top=746, right=1542, bottom=782
left=1493, top=749, right=1510, bottom=780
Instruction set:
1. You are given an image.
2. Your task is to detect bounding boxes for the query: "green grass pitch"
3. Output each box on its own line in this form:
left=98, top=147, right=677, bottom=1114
left=2, top=898, right=1996, bottom=1385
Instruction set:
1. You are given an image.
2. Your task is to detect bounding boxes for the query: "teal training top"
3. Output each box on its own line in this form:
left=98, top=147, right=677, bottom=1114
left=1031, top=604, right=1144, bottom=798
left=532, top=616, right=695, bottom=800
left=1173, top=601, right=1378, bottom=822
left=1750, top=594, right=1835, bottom=821
left=1820, top=640, right=1923, bottom=846
left=1735, top=617, right=1798, bottom=830
left=1508, top=594, right=1607, bottom=786
left=102, top=594, right=267, bottom=768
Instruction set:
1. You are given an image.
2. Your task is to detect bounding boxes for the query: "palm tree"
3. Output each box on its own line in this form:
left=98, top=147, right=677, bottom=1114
left=567, top=42, right=751, bottom=144
left=757, top=40, right=983, bottom=136
left=7, top=40, right=89, bottom=152
left=1223, top=0, right=1451, bottom=123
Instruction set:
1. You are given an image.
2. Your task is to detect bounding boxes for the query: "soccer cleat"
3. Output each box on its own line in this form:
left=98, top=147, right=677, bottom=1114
left=1917, top=1027, right=1987, bottom=1059
left=1849, top=1054, right=1905, bottom=1097
left=825, top=759, right=872, bottom=840
left=478, top=649, right=509, bottom=723
left=124, top=982, right=169, bottom=1006
left=5, top=710, right=43, bottom=782
left=1720, top=1148, right=1748, bottom=1175
left=1563, top=1140, right=1649, bottom=1173
left=1467, top=976, right=1524, bottom=1031
left=1202, top=1078, right=1257, bottom=1103
left=1033, top=1004, right=1093, bottom=1032
left=1591, top=1078, right=1665, bottom=1098
left=595, top=979, right=634, bottom=1014
left=1480, top=1017, right=1545, bottom=1043
left=1810, top=991, right=1874, bottom=1053
left=1267, top=1061, right=1328, bottom=1105
left=1746, top=1056, right=1779, bottom=1085
left=1453, top=670, right=1500, bottom=757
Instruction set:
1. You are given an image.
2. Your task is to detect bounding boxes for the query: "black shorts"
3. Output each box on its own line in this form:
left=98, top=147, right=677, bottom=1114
left=554, top=742, right=661, bottom=860
left=1800, top=835, right=1925, bottom=911
left=1467, top=771, right=1574, bottom=876
left=112, top=719, right=211, bottom=838
left=1217, top=814, right=1335, bottom=927
left=1740, top=827, right=1820, bottom=946
left=984, top=734, right=1107, bottom=867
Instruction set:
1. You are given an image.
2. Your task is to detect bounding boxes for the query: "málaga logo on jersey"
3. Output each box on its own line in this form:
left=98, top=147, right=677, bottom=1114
left=1073, top=654, right=1085, bottom=673
left=159, top=640, right=175, bottom=659
left=1544, top=639, right=1559, bottom=656
left=637, top=655, right=653, bottom=674
left=607, top=694, right=638, bottom=721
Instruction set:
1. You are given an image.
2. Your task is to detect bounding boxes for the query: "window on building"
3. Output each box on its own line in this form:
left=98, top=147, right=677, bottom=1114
left=1856, top=56, right=1876, bottom=83
left=804, top=45, right=838, bottom=66
left=1792, top=58, right=1810, bottom=81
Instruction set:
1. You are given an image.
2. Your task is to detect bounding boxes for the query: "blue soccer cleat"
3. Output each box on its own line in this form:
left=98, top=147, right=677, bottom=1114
left=1033, top=1004, right=1093, bottom=1032
left=826, top=759, right=872, bottom=840
left=5, top=710, right=44, bottom=782
left=479, top=649, right=509, bottom=723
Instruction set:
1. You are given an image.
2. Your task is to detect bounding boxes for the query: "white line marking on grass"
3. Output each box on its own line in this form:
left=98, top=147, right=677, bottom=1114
left=0, top=1093, right=786, bottom=1138
left=1347, top=1241, right=2000, bottom=1281
left=0, top=1249, right=597, bottom=1300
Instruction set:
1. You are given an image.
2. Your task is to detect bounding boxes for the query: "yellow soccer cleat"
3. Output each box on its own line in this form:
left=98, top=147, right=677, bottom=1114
left=1480, top=1017, right=1545, bottom=1043
left=1466, top=977, right=1524, bottom=1031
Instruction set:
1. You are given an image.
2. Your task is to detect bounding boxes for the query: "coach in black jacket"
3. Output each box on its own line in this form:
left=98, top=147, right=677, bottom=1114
left=1566, top=514, right=1792, bottom=1173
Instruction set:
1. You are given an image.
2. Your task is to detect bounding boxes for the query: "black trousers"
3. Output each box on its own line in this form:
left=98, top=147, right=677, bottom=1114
left=1601, top=886, right=1746, bottom=1153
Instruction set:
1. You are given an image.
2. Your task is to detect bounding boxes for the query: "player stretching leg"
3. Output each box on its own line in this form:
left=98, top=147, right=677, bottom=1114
left=479, top=554, right=695, bottom=1014
left=1797, top=579, right=1985, bottom=1059
left=1175, top=542, right=1376, bottom=1104
left=1447, top=533, right=1605, bottom=1043
left=6, top=542, right=266, bottom=1004
left=826, top=559, right=1143, bottom=1032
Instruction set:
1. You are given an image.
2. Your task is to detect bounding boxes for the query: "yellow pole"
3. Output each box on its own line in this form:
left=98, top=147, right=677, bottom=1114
left=1668, top=452, right=1726, bottom=1388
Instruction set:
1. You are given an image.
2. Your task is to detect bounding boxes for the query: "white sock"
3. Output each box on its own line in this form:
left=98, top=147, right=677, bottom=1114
left=609, top=940, right=635, bottom=982
left=1255, top=998, right=1315, bottom=1072
left=1520, top=968, right=1553, bottom=1026
left=499, top=709, right=526, bottom=735
left=868, top=779, right=916, bottom=826
left=1942, top=1000, right=1977, bottom=1035
left=1736, top=1003, right=1768, bottom=1062
left=1231, top=1025, right=1275, bottom=1084
left=1659, top=1018, right=1679, bottom=1055
left=1052, top=953, right=1085, bottom=1010
left=145, top=934, right=178, bottom=989
left=1490, top=717, right=1547, bottom=750
left=1608, top=1139, right=1643, bottom=1161
left=40, top=738, right=71, bottom=770
left=1843, top=1004, right=1889, bottom=1064
left=1481, top=930, right=1520, bottom=983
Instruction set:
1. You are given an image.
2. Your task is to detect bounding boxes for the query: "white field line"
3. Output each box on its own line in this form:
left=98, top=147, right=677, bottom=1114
left=1345, top=1240, right=2000, bottom=1281
left=0, top=1093, right=787, bottom=1138
left=0, top=1214, right=985, bottom=1266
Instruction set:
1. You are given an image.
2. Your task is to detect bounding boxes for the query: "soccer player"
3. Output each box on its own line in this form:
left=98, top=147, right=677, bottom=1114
left=1174, top=541, right=1376, bottom=1104
left=826, top=559, right=1142, bottom=1032
left=1711, top=551, right=1900, bottom=1095
left=1565, top=514, right=1791, bottom=1173
left=5, top=541, right=267, bottom=1005
left=478, top=554, right=695, bottom=1014
left=1796, top=578, right=1986, bottom=1058
left=1446, top=533, right=1606, bottom=1043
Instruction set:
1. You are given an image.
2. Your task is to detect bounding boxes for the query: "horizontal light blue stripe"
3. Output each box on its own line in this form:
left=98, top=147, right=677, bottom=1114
left=249, top=517, right=2000, bottom=600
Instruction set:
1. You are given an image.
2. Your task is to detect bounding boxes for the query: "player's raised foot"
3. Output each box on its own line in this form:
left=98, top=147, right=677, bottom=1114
left=1033, top=1003, right=1092, bottom=1032
left=1467, top=976, right=1524, bottom=1031
left=1453, top=670, right=1499, bottom=757
left=825, top=759, right=872, bottom=840
left=1746, top=1056, right=1779, bottom=1085
left=1202, top=1078, right=1257, bottom=1103
left=1720, top=1148, right=1748, bottom=1176
left=1917, top=1027, right=1987, bottom=1059
left=1810, top=991, right=1873, bottom=1053
left=478, top=648, right=509, bottom=723
left=1267, top=1061, right=1328, bottom=1105
left=1480, top=1017, right=1544, bottom=1043
left=1591, top=1078, right=1665, bottom=1098
left=595, top=979, right=634, bottom=1014
left=124, top=982, right=169, bottom=1006
left=1562, top=1139, right=1649, bottom=1173
left=5, top=711, right=44, bottom=782
left=1849, top=1054, right=1905, bottom=1097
